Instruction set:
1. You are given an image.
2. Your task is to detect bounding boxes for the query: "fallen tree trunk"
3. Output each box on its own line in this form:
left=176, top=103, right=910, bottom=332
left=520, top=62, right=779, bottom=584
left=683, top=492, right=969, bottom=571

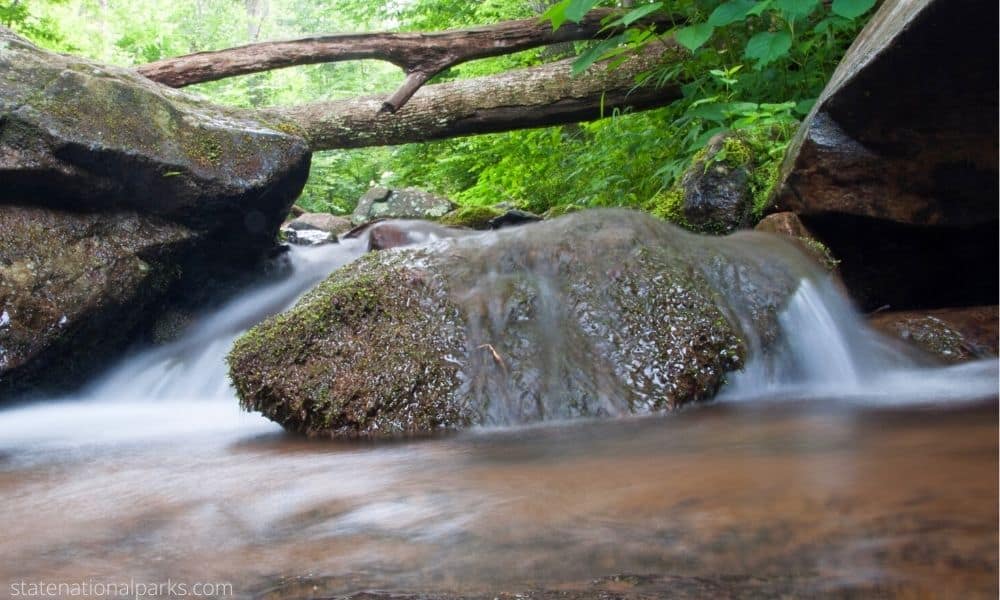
left=137, top=9, right=678, bottom=112
left=263, top=43, right=683, bottom=150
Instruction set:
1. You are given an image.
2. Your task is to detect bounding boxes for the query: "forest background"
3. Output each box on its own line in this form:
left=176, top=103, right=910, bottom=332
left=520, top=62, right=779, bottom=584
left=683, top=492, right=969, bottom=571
left=1, top=0, right=875, bottom=220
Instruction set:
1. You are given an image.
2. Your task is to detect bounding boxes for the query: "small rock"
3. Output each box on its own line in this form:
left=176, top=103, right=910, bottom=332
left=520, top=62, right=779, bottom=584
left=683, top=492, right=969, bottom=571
left=286, top=213, right=352, bottom=236
left=488, top=209, right=542, bottom=229
left=868, top=306, right=998, bottom=363
left=680, top=133, right=753, bottom=234
left=351, top=187, right=454, bottom=226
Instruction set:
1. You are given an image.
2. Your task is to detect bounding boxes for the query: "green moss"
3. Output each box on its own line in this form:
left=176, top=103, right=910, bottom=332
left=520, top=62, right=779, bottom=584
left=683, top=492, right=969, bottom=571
left=439, top=205, right=504, bottom=229
left=797, top=237, right=840, bottom=271
left=541, top=204, right=584, bottom=219
left=191, top=134, right=223, bottom=164
left=647, top=187, right=689, bottom=228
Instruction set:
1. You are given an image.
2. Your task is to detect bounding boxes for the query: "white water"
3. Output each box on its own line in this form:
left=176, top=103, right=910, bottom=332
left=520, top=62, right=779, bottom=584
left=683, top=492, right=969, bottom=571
left=0, top=240, right=367, bottom=452
left=0, top=223, right=995, bottom=458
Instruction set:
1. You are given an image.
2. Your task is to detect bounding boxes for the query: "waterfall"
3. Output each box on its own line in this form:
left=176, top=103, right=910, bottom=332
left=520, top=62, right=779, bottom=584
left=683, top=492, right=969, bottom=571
left=0, top=216, right=995, bottom=455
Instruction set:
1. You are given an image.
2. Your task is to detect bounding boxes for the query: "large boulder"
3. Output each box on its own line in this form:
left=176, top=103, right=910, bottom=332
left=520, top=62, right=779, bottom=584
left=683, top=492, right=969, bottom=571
left=228, top=210, right=809, bottom=438
left=351, top=186, right=455, bottom=226
left=768, top=0, right=997, bottom=311
left=0, top=28, right=311, bottom=394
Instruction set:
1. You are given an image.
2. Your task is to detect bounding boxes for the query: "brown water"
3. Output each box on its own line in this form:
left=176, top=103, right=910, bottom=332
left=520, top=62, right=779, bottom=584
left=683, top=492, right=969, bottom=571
left=1, top=400, right=996, bottom=599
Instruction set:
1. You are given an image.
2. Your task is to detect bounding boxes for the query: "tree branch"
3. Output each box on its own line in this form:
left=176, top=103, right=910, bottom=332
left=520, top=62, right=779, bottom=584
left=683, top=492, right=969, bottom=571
left=136, top=9, right=678, bottom=112
left=262, top=43, right=684, bottom=151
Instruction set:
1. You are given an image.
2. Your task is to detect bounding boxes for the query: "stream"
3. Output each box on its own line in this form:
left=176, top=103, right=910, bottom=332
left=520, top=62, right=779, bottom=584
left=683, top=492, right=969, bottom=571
left=0, top=231, right=996, bottom=599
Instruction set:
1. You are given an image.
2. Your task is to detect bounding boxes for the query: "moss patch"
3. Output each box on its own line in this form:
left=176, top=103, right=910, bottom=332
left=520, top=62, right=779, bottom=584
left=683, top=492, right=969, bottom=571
left=439, top=205, right=504, bottom=229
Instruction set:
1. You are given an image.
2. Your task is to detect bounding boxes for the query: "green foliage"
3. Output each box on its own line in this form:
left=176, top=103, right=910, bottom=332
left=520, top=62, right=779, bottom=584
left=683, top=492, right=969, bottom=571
left=8, top=0, right=875, bottom=226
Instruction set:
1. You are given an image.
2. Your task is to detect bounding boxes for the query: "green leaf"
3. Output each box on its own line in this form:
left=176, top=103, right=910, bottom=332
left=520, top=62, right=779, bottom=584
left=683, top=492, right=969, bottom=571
left=744, top=30, right=792, bottom=68
left=565, top=0, right=602, bottom=22
left=794, top=98, right=816, bottom=115
left=747, top=0, right=773, bottom=16
left=775, top=0, right=819, bottom=19
left=831, top=0, right=876, bottom=19
left=619, top=2, right=664, bottom=26
left=571, top=34, right=625, bottom=75
left=674, top=23, right=715, bottom=51
left=541, top=0, right=571, bottom=30
left=707, top=0, right=756, bottom=26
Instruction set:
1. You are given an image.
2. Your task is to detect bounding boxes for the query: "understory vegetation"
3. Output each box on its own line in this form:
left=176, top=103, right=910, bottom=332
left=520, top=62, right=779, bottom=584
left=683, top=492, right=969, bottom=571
left=4, top=0, right=875, bottom=221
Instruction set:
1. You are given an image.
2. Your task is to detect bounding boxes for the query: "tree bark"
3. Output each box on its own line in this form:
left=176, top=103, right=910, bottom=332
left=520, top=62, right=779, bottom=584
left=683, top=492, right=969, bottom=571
left=136, top=8, right=677, bottom=112
left=263, top=43, right=683, bottom=151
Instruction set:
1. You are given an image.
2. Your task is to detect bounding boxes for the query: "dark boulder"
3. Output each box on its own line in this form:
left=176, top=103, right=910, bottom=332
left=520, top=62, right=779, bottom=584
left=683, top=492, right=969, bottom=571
left=228, top=210, right=812, bottom=438
left=768, top=0, right=998, bottom=311
left=0, top=27, right=311, bottom=395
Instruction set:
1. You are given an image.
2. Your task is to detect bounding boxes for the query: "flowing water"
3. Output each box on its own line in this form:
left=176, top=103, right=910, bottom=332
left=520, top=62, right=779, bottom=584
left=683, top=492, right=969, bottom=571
left=0, top=221, right=996, bottom=599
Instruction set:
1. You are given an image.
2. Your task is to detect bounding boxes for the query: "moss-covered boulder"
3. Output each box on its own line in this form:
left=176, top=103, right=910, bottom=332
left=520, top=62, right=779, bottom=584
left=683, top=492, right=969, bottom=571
left=440, top=206, right=505, bottom=229
left=0, top=27, right=310, bottom=394
left=650, top=131, right=784, bottom=235
left=230, top=210, right=805, bottom=438
left=351, top=186, right=455, bottom=226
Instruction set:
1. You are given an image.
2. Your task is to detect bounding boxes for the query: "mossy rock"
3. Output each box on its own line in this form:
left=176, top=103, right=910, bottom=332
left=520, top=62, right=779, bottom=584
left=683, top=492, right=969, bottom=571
left=440, top=205, right=505, bottom=229
left=229, top=210, right=809, bottom=438
left=0, top=26, right=310, bottom=249
left=0, top=27, right=311, bottom=395
left=0, top=204, right=193, bottom=394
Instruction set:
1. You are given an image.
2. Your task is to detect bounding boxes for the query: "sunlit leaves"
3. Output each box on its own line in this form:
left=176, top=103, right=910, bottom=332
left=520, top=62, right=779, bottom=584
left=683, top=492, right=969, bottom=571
left=744, top=30, right=792, bottom=68
left=775, top=0, right=820, bottom=20
left=707, top=0, right=756, bottom=27
left=831, top=0, right=876, bottom=19
left=674, top=23, right=715, bottom=52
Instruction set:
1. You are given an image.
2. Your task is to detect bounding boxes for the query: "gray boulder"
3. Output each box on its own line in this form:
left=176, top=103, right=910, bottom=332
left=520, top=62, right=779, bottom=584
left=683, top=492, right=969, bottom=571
left=0, top=27, right=310, bottom=394
left=351, top=186, right=455, bottom=226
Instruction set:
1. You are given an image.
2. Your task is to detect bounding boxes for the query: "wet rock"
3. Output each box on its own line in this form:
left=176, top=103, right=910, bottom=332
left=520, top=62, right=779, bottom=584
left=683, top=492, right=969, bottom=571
left=755, top=212, right=839, bottom=272
left=680, top=134, right=754, bottom=234
left=766, top=0, right=998, bottom=312
left=366, top=220, right=469, bottom=252
left=286, top=213, right=352, bottom=236
left=773, top=0, right=997, bottom=227
left=488, top=209, right=542, bottom=229
left=351, top=186, right=455, bottom=226
left=229, top=210, right=811, bottom=438
left=0, top=27, right=310, bottom=394
left=282, top=228, right=335, bottom=246
left=0, top=205, right=193, bottom=385
left=869, top=306, right=998, bottom=363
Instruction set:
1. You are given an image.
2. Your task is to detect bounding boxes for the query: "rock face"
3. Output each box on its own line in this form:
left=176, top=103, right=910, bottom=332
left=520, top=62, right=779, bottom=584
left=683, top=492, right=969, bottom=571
left=351, top=186, right=455, bottom=226
left=768, top=0, right=997, bottom=311
left=0, top=28, right=311, bottom=394
left=229, top=210, right=811, bottom=438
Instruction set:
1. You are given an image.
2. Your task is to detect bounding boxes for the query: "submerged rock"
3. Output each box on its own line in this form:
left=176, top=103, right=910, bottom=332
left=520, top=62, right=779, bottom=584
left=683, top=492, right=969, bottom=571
left=351, top=186, right=455, bottom=226
left=868, top=306, right=998, bottom=364
left=0, top=27, right=310, bottom=394
left=229, top=210, right=810, bottom=438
